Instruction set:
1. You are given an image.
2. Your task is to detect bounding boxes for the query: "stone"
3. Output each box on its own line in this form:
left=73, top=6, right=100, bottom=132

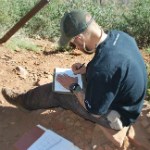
left=127, top=124, right=150, bottom=150
left=127, top=101, right=150, bottom=150
left=98, top=125, right=129, bottom=147
left=0, top=99, right=4, bottom=104
left=91, top=125, right=109, bottom=147
left=15, top=66, right=28, bottom=79
left=146, top=112, right=150, bottom=118
left=122, top=136, right=130, bottom=150
left=35, top=78, right=50, bottom=86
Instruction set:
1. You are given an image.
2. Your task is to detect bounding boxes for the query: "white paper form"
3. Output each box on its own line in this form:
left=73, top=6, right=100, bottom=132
left=27, top=128, right=81, bottom=150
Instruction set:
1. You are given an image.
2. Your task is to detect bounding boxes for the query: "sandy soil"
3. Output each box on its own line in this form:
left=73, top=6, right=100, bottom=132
left=0, top=39, right=149, bottom=150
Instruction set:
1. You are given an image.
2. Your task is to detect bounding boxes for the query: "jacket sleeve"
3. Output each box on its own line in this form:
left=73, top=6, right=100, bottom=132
left=84, top=70, right=120, bottom=115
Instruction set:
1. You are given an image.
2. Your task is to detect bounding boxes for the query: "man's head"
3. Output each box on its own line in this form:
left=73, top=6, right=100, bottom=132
left=59, top=10, right=103, bottom=54
left=59, top=10, right=90, bottom=46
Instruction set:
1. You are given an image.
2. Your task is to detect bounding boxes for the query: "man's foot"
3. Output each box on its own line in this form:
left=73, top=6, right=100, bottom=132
left=1, top=88, right=24, bottom=108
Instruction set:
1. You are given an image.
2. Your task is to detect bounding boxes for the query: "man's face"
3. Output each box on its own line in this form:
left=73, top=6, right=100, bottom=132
left=70, top=36, right=94, bottom=54
left=70, top=36, right=85, bottom=51
left=69, top=16, right=95, bottom=54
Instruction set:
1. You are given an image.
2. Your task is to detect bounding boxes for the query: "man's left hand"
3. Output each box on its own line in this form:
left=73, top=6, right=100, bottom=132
left=56, top=74, right=78, bottom=90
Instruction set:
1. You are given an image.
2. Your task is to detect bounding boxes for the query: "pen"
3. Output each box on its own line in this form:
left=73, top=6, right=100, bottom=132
left=78, top=63, right=85, bottom=70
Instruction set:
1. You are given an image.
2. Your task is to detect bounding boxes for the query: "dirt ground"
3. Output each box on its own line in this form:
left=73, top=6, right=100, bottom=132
left=0, top=39, right=149, bottom=150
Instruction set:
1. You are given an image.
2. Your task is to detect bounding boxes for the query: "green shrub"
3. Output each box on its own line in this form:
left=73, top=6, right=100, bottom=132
left=146, top=60, right=150, bottom=101
left=0, top=0, right=150, bottom=100
left=0, top=0, right=150, bottom=47
left=17, top=0, right=129, bottom=40
left=6, top=37, right=40, bottom=51
left=122, top=0, right=150, bottom=47
left=147, top=76, right=150, bottom=101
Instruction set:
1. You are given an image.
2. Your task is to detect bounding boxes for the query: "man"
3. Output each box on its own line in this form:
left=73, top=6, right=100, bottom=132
left=2, top=10, right=147, bottom=130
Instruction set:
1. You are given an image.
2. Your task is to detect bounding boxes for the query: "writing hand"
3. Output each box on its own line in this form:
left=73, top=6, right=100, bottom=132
left=72, top=63, right=86, bottom=75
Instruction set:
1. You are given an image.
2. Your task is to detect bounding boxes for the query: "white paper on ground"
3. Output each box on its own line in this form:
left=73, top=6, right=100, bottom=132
left=27, top=129, right=80, bottom=150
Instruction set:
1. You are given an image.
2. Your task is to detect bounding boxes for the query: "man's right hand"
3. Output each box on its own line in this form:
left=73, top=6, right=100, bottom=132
left=72, top=63, right=86, bottom=75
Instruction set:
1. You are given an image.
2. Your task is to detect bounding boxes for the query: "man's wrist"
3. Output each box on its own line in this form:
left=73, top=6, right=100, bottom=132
left=69, top=83, right=81, bottom=93
left=73, top=84, right=82, bottom=94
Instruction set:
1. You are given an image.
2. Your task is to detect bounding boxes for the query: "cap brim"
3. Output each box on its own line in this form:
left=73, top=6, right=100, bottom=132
left=58, top=33, right=71, bottom=47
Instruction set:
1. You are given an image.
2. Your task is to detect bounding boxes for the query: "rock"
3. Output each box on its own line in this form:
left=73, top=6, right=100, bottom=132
left=146, top=112, right=150, bottom=118
left=32, top=73, right=38, bottom=82
left=98, top=125, right=129, bottom=148
left=92, top=145, right=97, bottom=149
left=0, top=99, right=4, bottom=104
left=91, top=125, right=109, bottom=147
left=15, top=66, right=28, bottom=79
left=127, top=125, right=150, bottom=150
left=47, top=75, right=53, bottom=82
left=2, top=55, right=12, bottom=61
left=35, top=78, right=50, bottom=86
left=127, top=101, right=150, bottom=150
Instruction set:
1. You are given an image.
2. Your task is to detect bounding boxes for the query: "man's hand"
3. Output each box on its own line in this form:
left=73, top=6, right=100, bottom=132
left=72, top=63, right=86, bottom=75
left=56, top=74, right=78, bottom=90
left=57, top=73, right=86, bottom=109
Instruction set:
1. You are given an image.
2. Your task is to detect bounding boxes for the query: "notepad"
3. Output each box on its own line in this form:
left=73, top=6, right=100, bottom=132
left=53, top=68, right=83, bottom=93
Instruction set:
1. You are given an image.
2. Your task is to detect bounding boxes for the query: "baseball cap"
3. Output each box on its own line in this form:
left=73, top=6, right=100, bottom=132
left=59, top=10, right=91, bottom=46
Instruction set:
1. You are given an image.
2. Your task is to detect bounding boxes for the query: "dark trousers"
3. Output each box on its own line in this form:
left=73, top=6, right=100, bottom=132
left=20, top=83, right=110, bottom=128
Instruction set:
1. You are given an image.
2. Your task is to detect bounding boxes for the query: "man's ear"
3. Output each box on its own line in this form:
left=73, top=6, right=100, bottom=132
left=86, top=14, right=92, bottom=22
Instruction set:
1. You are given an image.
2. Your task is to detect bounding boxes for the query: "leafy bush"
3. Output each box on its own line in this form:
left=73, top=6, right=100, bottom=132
left=0, top=0, right=150, bottom=101
left=146, top=60, right=150, bottom=101
left=122, top=0, right=150, bottom=47
left=0, top=0, right=150, bottom=47
left=146, top=67, right=150, bottom=101
left=6, top=37, right=40, bottom=51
